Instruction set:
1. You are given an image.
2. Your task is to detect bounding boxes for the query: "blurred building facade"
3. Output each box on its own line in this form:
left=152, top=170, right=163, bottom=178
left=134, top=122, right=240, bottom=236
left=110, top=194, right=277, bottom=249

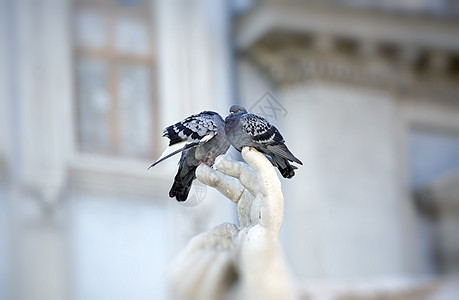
left=1, top=0, right=235, bottom=299
left=235, top=0, right=459, bottom=281
left=1, top=0, right=459, bottom=299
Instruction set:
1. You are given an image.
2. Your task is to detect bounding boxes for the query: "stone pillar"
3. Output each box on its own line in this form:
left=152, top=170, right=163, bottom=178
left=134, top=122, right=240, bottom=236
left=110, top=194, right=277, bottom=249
left=156, top=0, right=234, bottom=122
left=279, top=82, right=411, bottom=280
left=2, top=0, right=73, bottom=299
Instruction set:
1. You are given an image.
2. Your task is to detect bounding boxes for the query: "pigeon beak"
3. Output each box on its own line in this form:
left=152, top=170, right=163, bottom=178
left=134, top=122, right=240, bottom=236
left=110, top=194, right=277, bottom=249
left=230, top=112, right=235, bottom=116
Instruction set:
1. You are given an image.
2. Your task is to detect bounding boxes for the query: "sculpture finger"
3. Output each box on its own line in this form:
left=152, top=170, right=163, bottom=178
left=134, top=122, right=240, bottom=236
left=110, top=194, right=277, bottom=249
left=241, top=147, right=284, bottom=233
left=214, top=155, right=259, bottom=196
left=237, top=190, right=256, bottom=228
left=196, top=164, right=245, bottom=203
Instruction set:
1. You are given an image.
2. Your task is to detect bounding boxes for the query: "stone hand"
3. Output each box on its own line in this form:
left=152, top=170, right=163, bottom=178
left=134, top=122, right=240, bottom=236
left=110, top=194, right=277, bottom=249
left=196, top=147, right=285, bottom=235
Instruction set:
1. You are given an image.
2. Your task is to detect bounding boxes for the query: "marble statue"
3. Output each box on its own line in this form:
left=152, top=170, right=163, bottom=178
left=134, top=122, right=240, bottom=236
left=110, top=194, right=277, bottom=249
left=168, top=147, right=294, bottom=300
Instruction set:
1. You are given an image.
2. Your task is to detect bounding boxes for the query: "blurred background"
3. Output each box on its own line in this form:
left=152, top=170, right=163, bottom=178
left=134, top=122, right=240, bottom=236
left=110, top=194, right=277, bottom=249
left=1, top=0, right=459, bottom=299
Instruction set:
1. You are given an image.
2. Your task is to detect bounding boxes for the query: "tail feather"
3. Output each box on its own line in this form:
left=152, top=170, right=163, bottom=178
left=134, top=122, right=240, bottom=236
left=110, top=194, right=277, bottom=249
left=169, top=164, right=197, bottom=202
left=148, top=140, right=200, bottom=170
left=273, top=155, right=295, bottom=179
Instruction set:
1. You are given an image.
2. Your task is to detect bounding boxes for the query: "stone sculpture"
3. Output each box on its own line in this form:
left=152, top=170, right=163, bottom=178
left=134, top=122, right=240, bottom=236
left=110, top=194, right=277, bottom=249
left=168, top=147, right=294, bottom=300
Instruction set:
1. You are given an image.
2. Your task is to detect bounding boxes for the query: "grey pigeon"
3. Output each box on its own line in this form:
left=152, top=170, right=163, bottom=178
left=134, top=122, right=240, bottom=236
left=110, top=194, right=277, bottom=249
left=148, top=111, right=230, bottom=201
left=225, top=105, right=302, bottom=178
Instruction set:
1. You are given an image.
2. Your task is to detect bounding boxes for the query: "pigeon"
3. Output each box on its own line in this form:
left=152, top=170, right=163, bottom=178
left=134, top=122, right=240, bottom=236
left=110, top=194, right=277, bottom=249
left=148, top=111, right=230, bottom=201
left=225, top=105, right=302, bottom=178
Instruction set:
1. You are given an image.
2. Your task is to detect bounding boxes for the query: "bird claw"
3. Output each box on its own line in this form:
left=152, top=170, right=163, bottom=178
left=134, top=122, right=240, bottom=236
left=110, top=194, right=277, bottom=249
left=198, top=161, right=210, bottom=166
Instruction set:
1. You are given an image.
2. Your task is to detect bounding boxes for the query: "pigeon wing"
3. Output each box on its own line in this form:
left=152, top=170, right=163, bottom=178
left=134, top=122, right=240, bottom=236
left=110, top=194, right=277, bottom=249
left=241, top=114, right=303, bottom=165
left=240, top=114, right=284, bottom=144
left=148, top=112, right=219, bottom=169
left=163, top=111, right=219, bottom=146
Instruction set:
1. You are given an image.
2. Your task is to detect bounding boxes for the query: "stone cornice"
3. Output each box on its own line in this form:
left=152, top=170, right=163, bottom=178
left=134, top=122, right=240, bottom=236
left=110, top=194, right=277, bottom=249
left=235, top=2, right=459, bottom=51
left=248, top=39, right=456, bottom=89
left=68, top=155, right=172, bottom=199
left=236, top=3, right=459, bottom=100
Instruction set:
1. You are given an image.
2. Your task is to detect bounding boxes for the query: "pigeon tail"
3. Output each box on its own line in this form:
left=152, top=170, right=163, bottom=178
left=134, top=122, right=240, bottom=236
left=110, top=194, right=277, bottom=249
left=272, top=155, right=295, bottom=179
left=169, top=165, right=197, bottom=202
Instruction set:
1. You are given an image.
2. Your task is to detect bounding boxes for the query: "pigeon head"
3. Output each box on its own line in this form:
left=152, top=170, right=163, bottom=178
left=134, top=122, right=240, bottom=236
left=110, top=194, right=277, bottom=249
left=229, top=105, right=247, bottom=117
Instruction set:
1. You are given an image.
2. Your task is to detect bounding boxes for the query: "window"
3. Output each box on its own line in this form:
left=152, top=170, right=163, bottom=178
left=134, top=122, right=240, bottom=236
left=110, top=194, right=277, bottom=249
left=73, top=0, right=157, bottom=158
